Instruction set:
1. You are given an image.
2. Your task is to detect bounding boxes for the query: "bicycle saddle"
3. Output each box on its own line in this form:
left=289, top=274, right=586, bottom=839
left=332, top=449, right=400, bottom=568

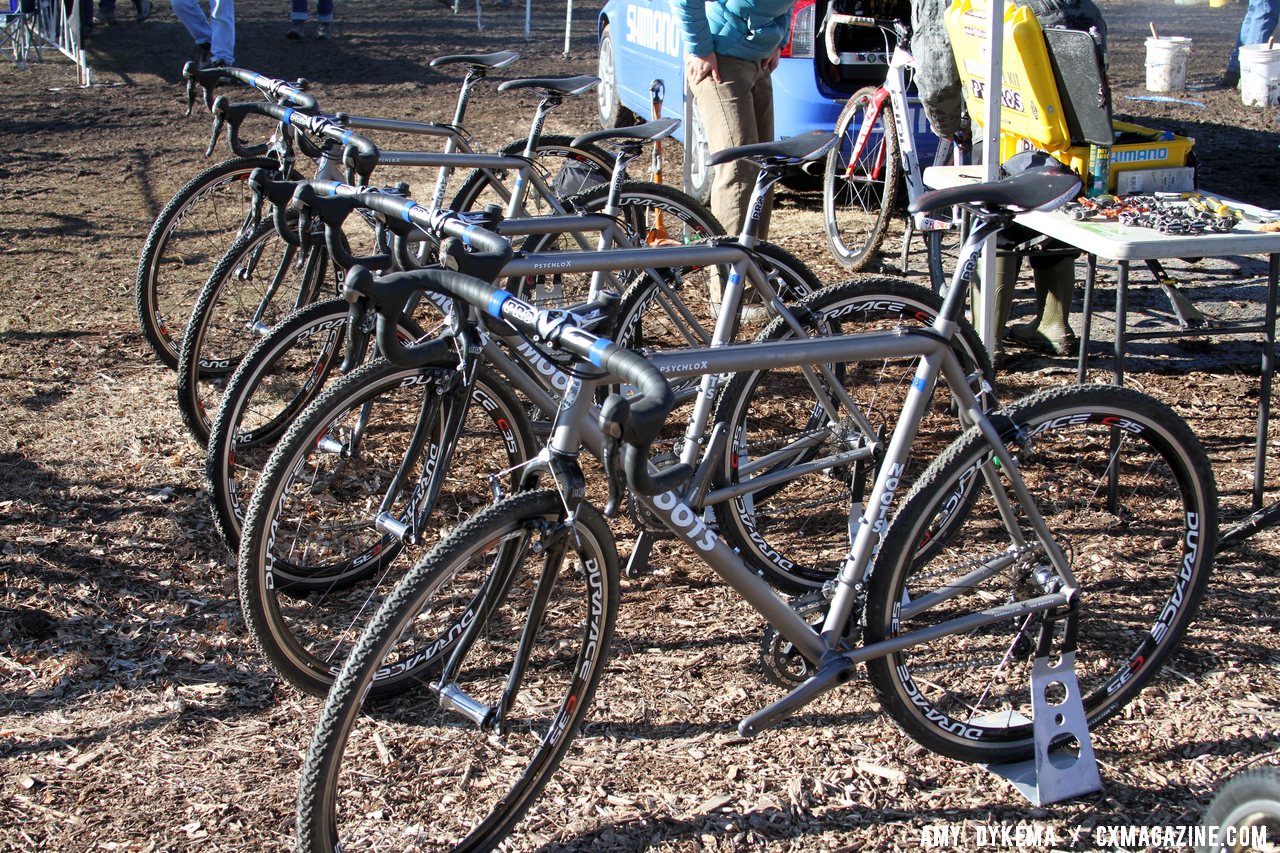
left=428, top=50, right=520, bottom=69
left=908, top=152, right=1082, bottom=216
left=572, top=118, right=680, bottom=150
left=497, top=75, right=599, bottom=96
left=707, top=130, right=837, bottom=167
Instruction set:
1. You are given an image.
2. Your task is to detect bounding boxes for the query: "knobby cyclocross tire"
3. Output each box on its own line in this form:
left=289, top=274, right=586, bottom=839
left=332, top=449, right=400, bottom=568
left=296, top=489, right=619, bottom=852
left=711, top=276, right=993, bottom=592
left=176, top=220, right=332, bottom=446
left=1198, top=766, right=1280, bottom=853
left=205, top=298, right=425, bottom=552
left=863, top=384, right=1217, bottom=764
left=135, top=156, right=290, bottom=369
left=237, top=357, right=536, bottom=698
left=823, top=87, right=900, bottom=271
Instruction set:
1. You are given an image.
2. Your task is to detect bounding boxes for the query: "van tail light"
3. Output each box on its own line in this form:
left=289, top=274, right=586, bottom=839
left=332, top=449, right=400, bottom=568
left=780, top=0, right=817, bottom=58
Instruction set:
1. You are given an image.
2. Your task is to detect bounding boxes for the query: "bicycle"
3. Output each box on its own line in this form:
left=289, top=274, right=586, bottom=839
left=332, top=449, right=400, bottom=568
left=172, top=74, right=687, bottom=446
left=199, top=120, right=851, bottom=555
left=136, top=54, right=612, bottom=370
left=200, top=118, right=726, bottom=551
left=822, top=11, right=964, bottom=287
left=233, top=132, right=996, bottom=699
left=293, top=153, right=1217, bottom=851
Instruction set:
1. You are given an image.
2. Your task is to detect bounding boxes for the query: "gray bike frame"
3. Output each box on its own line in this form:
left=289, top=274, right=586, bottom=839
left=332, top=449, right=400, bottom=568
left=499, top=214, right=1079, bottom=734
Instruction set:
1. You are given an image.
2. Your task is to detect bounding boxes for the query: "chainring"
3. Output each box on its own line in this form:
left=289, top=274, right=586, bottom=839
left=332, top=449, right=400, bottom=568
left=759, top=589, right=860, bottom=690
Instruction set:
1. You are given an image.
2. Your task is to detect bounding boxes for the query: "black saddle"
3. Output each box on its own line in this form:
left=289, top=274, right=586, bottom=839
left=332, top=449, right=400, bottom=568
left=497, top=75, right=599, bottom=97
left=573, top=118, right=680, bottom=150
left=707, top=130, right=837, bottom=167
left=429, top=50, right=520, bottom=70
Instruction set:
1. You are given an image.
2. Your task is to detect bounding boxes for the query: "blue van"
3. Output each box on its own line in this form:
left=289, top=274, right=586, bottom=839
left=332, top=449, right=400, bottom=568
left=595, top=0, right=939, bottom=199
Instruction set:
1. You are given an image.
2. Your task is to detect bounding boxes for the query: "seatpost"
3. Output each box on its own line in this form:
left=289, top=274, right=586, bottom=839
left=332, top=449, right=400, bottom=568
left=737, top=164, right=788, bottom=247
left=937, top=208, right=1009, bottom=328
left=430, top=65, right=487, bottom=209
left=585, top=141, right=647, bottom=299
left=505, top=93, right=561, bottom=218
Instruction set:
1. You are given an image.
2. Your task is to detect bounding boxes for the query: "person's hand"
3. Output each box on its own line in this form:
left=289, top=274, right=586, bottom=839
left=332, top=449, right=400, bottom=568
left=762, top=47, right=781, bottom=74
left=687, top=52, right=721, bottom=84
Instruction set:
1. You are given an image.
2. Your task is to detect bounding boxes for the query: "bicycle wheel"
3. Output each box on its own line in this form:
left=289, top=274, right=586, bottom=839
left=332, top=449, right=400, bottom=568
left=711, top=276, right=993, bottom=592
left=924, top=217, right=967, bottom=294
left=205, top=298, right=433, bottom=552
left=448, top=135, right=613, bottom=223
left=823, top=87, right=900, bottom=271
left=922, top=139, right=968, bottom=292
left=176, top=220, right=333, bottom=446
left=238, top=357, right=537, bottom=697
left=517, top=180, right=723, bottom=312
left=135, top=156, right=288, bottom=369
left=296, top=489, right=619, bottom=851
left=1199, top=766, right=1280, bottom=853
left=863, top=384, right=1217, bottom=764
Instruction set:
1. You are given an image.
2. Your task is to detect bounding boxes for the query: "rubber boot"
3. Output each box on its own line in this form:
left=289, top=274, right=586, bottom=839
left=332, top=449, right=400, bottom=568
left=1008, top=257, right=1077, bottom=356
left=970, top=253, right=1018, bottom=365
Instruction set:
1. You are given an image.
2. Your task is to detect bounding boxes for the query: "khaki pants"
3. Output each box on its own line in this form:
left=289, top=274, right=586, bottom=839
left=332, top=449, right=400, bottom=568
left=688, top=53, right=774, bottom=239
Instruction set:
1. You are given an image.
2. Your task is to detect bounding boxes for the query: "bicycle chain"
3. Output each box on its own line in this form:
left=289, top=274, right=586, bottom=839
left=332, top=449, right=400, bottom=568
left=906, top=541, right=1040, bottom=585
left=737, top=416, right=873, bottom=457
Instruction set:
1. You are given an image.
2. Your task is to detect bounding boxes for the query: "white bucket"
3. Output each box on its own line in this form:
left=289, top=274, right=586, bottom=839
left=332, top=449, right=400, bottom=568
left=1144, top=36, right=1192, bottom=93
left=1239, top=43, right=1280, bottom=106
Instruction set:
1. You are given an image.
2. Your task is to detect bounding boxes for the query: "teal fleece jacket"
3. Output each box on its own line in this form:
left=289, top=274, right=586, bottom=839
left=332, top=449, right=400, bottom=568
left=670, top=0, right=798, bottom=61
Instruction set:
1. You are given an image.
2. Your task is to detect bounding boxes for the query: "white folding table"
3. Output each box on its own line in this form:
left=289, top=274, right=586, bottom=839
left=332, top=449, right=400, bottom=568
left=925, top=165, right=1280, bottom=510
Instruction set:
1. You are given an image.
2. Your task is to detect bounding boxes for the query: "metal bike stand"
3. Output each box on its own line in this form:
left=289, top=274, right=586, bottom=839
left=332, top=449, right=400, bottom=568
left=981, top=610, right=1103, bottom=806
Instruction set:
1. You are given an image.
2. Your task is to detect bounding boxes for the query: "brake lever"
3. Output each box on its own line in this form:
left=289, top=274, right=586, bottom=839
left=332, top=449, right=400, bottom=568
left=185, top=74, right=198, bottom=116
left=599, top=394, right=629, bottom=517
left=206, top=110, right=226, bottom=156
left=298, top=208, right=315, bottom=253
left=340, top=294, right=371, bottom=374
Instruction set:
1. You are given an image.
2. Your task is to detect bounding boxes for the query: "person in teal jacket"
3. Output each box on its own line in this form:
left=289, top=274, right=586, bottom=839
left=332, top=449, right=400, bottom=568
left=671, top=0, right=796, bottom=240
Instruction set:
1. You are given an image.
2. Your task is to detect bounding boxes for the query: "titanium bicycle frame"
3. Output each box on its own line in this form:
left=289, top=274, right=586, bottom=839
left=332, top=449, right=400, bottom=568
left=481, top=205, right=1078, bottom=736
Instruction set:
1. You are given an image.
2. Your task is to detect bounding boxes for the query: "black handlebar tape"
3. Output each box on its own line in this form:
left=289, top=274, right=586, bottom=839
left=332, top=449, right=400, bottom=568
left=288, top=183, right=392, bottom=271
left=247, top=168, right=304, bottom=246
left=216, top=101, right=379, bottom=179
left=184, top=62, right=318, bottom=112
left=350, top=195, right=512, bottom=284
left=341, top=267, right=455, bottom=369
left=289, top=182, right=359, bottom=227
left=446, top=277, right=679, bottom=482
left=249, top=168, right=302, bottom=209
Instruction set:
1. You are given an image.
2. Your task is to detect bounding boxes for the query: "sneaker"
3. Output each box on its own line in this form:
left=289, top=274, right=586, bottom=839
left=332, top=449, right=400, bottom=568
left=135, top=0, right=151, bottom=21
left=211, top=58, right=230, bottom=68
left=93, top=8, right=116, bottom=24
left=316, top=21, right=332, bottom=39
left=1220, top=68, right=1241, bottom=89
left=286, top=22, right=303, bottom=40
